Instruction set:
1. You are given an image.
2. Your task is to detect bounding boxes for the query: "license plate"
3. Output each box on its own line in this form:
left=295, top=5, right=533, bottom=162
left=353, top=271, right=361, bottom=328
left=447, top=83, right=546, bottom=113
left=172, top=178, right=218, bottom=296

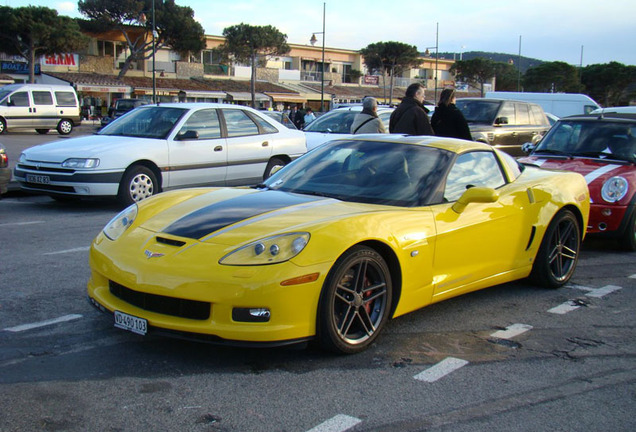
left=114, top=311, right=147, bottom=335
left=26, top=174, right=50, bottom=185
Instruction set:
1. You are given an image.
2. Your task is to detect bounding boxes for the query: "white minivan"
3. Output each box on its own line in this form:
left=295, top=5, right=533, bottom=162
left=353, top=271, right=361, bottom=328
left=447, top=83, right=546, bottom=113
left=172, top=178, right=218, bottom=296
left=0, top=83, right=82, bottom=135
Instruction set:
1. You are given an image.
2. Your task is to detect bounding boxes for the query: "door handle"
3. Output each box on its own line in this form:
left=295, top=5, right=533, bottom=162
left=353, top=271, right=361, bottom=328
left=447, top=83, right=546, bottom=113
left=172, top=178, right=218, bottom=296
left=214, top=146, right=223, bottom=152
left=262, top=141, right=269, bottom=147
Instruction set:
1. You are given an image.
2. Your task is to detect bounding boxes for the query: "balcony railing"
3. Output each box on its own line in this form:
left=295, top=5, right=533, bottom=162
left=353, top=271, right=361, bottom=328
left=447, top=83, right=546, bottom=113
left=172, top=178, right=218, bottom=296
left=146, top=61, right=176, bottom=73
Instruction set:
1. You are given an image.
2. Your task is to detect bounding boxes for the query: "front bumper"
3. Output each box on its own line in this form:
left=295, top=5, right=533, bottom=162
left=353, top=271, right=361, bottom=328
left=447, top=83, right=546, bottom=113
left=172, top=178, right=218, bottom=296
left=13, top=165, right=122, bottom=197
left=587, top=202, right=635, bottom=237
left=87, top=231, right=328, bottom=344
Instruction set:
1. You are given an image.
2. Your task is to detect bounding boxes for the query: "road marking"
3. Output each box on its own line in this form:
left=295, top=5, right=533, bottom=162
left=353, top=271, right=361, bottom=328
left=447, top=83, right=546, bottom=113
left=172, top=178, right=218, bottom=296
left=585, top=285, right=622, bottom=298
left=306, top=415, right=362, bottom=432
left=629, top=274, right=636, bottom=279
left=0, top=220, right=45, bottom=227
left=3, top=314, right=83, bottom=332
left=414, top=357, right=469, bottom=383
left=548, top=301, right=581, bottom=315
left=490, top=323, right=533, bottom=339
left=43, top=246, right=90, bottom=255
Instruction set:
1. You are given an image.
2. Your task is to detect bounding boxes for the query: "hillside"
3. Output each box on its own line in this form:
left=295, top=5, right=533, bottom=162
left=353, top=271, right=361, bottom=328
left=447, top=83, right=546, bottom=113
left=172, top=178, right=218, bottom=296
left=434, top=51, right=545, bottom=73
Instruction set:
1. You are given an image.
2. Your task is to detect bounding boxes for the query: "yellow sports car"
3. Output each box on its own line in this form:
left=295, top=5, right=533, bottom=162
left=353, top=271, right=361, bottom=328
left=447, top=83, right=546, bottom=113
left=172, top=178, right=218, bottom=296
left=88, top=136, right=590, bottom=354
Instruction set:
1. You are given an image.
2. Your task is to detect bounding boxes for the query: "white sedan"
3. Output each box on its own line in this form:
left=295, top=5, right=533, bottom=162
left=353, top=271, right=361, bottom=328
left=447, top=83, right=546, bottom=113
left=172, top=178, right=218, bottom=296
left=14, top=103, right=307, bottom=205
left=304, top=106, right=394, bottom=151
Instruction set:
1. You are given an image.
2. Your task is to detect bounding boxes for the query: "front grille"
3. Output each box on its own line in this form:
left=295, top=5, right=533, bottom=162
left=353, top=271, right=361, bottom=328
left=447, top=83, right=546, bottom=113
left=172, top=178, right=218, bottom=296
left=109, top=281, right=210, bottom=320
left=18, top=163, right=74, bottom=174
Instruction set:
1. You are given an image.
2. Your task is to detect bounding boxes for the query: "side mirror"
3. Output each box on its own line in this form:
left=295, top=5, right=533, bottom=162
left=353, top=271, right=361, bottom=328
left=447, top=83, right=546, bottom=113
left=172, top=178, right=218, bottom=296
left=176, top=130, right=199, bottom=141
left=494, top=116, right=509, bottom=125
left=452, top=187, right=499, bottom=214
left=521, top=142, right=535, bottom=154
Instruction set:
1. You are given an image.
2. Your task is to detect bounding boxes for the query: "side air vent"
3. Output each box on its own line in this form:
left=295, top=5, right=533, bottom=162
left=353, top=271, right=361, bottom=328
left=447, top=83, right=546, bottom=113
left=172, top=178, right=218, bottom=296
left=156, top=236, right=186, bottom=247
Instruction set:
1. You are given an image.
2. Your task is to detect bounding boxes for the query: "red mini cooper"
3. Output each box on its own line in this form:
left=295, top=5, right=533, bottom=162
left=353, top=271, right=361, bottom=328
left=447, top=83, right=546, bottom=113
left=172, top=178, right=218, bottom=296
left=520, top=113, right=636, bottom=250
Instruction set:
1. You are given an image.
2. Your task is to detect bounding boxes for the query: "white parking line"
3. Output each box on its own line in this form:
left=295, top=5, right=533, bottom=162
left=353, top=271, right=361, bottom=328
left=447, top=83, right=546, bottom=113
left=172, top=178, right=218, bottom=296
left=490, top=323, right=533, bottom=339
left=548, top=301, right=581, bottom=315
left=629, top=274, right=636, bottom=279
left=4, top=314, right=83, bottom=332
left=306, top=415, right=362, bottom=432
left=414, top=357, right=469, bottom=383
left=43, top=246, right=90, bottom=255
left=585, top=285, right=622, bottom=298
left=0, top=221, right=45, bottom=227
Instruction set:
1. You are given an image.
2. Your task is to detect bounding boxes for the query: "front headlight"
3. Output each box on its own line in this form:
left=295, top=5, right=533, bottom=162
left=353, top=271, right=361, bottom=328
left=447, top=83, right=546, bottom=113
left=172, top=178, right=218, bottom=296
left=103, top=204, right=138, bottom=240
left=219, top=232, right=310, bottom=266
left=62, top=158, right=100, bottom=168
left=601, top=176, right=628, bottom=202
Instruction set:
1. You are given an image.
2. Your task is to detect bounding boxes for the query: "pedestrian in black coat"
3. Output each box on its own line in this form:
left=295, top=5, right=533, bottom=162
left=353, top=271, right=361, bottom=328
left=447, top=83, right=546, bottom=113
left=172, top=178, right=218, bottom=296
left=431, top=88, right=472, bottom=141
left=389, top=83, right=434, bottom=135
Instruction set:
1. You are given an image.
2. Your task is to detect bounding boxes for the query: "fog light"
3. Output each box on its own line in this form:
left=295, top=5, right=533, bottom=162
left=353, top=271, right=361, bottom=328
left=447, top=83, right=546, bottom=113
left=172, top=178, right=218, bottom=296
left=232, top=307, right=271, bottom=322
left=601, top=208, right=612, bottom=216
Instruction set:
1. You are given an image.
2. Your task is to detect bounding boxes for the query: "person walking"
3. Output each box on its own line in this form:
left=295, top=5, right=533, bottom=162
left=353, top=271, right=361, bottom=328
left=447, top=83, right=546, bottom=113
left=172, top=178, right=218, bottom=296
left=389, top=83, right=433, bottom=135
left=289, top=105, right=304, bottom=129
left=304, top=107, right=316, bottom=125
left=350, top=97, right=387, bottom=134
left=431, top=88, right=472, bottom=140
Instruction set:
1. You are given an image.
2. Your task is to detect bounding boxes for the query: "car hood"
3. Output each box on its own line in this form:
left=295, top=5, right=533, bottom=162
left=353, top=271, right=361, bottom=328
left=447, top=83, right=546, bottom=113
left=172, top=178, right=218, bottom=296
left=22, top=135, right=155, bottom=162
left=139, top=188, right=378, bottom=244
left=520, top=155, right=636, bottom=203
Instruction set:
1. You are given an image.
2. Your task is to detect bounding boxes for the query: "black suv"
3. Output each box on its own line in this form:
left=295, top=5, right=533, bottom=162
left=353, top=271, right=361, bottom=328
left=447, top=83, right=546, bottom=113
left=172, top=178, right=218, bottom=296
left=456, top=98, right=550, bottom=156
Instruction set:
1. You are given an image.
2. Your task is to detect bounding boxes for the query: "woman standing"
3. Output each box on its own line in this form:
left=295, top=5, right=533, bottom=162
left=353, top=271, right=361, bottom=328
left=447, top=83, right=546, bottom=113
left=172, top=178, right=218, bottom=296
left=431, top=88, right=472, bottom=140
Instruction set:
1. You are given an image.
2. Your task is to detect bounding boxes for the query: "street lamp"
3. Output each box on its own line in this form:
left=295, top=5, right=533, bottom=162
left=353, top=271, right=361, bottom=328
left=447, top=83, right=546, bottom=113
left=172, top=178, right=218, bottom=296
left=424, top=22, right=439, bottom=102
left=310, top=2, right=326, bottom=112
left=151, top=0, right=157, bottom=104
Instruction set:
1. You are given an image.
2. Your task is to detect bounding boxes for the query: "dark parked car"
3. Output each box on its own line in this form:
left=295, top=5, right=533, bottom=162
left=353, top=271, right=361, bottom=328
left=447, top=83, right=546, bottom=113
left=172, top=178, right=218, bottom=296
left=456, top=98, right=550, bottom=156
left=101, top=99, right=148, bottom=127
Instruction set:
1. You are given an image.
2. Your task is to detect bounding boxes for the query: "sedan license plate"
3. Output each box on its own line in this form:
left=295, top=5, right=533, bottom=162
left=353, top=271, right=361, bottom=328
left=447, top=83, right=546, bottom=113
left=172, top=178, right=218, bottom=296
left=26, top=174, right=50, bottom=185
left=114, top=311, right=147, bottom=335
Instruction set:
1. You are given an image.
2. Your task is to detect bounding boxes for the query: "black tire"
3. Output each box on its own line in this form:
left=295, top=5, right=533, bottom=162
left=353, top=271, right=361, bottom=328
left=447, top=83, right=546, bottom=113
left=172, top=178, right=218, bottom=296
left=57, top=119, right=73, bottom=135
left=0, top=118, right=6, bottom=134
left=530, top=209, right=581, bottom=288
left=263, top=157, right=286, bottom=180
left=36, top=129, right=49, bottom=134
left=117, top=165, right=158, bottom=206
left=317, top=245, right=392, bottom=354
left=619, top=209, right=636, bottom=251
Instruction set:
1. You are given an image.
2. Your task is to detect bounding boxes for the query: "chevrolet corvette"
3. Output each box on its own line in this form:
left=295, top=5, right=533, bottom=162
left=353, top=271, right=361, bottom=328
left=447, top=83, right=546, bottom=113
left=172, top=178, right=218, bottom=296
left=88, top=136, right=590, bottom=354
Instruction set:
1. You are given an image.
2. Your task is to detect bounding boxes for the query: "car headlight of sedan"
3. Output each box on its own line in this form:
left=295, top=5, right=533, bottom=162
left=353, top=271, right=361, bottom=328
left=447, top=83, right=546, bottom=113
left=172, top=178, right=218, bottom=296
left=219, top=233, right=310, bottom=266
left=62, top=158, right=100, bottom=168
left=103, top=204, right=138, bottom=241
left=601, top=176, right=628, bottom=202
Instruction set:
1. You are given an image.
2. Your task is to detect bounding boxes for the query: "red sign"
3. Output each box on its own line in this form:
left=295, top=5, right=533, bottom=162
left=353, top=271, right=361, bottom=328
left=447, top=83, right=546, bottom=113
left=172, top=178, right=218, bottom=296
left=43, top=54, right=78, bottom=66
left=364, top=75, right=380, bottom=85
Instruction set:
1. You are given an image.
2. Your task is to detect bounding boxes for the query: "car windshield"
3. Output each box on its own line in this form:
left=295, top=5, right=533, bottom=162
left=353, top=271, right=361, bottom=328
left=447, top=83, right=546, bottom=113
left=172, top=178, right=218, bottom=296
left=303, top=111, right=358, bottom=133
left=98, top=106, right=187, bottom=139
left=534, top=119, right=636, bottom=163
left=456, top=100, right=500, bottom=124
left=262, top=139, right=452, bottom=207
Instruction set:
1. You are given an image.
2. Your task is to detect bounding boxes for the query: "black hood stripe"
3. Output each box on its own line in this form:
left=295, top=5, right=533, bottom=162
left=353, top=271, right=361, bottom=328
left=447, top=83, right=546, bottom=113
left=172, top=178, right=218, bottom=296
left=163, top=190, right=322, bottom=239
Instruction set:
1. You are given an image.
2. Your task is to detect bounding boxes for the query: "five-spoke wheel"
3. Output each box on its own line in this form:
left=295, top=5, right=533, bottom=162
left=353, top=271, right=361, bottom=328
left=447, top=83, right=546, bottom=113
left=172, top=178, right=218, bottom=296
left=318, top=246, right=392, bottom=354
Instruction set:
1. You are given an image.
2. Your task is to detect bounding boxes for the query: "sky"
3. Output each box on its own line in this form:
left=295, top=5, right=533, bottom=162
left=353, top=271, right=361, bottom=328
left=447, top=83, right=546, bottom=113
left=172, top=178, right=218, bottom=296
left=4, top=0, right=636, bottom=66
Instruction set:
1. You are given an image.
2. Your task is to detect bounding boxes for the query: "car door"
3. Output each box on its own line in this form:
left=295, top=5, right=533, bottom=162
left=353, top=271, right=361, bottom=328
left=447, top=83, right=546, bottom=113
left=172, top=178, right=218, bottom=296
left=4, top=91, right=33, bottom=129
left=491, top=101, right=520, bottom=153
left=512, top=102, right=537, bottom=148
left=220, top=108, right=274, bottom=186
left=166, top=108, right=227, bottom=188
left=430, top=150, right=529, bottom=300
left=31, top=90, right=58, bottom=129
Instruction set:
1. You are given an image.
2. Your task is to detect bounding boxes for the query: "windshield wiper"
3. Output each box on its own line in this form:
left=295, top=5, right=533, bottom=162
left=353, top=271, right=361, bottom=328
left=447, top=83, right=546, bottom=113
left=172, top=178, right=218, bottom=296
left=294, top=189, right=341, bottom=200
left=252, top=183, right=269, bottom=190
left=533, top=149, right=570, bottom=156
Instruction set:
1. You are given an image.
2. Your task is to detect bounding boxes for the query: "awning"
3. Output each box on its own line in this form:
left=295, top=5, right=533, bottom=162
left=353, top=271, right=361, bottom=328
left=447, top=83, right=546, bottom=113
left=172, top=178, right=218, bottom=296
left=226, top=92, right=270, bottom=102
left=186, top=91, right=226, bottom=99
left=265, top=92, right=307, bottom=103
left=76, top=84, right=132, bottom=93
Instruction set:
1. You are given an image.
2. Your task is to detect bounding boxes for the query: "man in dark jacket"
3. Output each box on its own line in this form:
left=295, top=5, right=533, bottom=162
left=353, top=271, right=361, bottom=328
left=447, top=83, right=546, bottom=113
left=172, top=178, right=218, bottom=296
left=389, top=83, right=434, bottom=135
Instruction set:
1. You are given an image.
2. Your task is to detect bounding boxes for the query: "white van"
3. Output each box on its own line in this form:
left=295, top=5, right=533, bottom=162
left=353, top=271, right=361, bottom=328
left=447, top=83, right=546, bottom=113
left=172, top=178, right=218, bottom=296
left=484, top=91, right=600, bottom=118
left=0, top=83, right=82, bottom=135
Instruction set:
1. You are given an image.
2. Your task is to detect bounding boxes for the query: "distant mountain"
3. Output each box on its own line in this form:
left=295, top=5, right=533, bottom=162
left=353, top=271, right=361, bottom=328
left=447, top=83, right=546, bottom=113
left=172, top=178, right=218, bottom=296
left=432, top=51, right=545, bottom=74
